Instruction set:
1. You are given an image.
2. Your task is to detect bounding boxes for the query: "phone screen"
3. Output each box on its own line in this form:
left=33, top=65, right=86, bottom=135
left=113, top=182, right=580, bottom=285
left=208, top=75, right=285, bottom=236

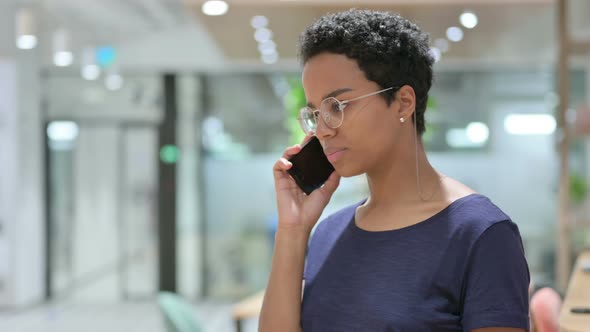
left=287, top=137, right=335, bottom=195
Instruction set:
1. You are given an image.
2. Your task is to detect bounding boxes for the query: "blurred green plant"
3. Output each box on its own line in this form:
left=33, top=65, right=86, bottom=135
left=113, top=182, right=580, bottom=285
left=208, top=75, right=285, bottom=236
left=570, top=173, right=588, bottom=204
left=283, top=77, right=307, bottom=145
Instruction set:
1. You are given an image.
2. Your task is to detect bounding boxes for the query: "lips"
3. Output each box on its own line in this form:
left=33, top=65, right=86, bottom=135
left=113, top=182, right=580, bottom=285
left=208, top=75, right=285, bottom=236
left=324, top=148, right=346, bottom=163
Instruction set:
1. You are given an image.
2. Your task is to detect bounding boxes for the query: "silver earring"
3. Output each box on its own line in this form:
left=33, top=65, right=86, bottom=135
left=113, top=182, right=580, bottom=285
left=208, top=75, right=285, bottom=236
left=400, top=117, right=405, bottom=123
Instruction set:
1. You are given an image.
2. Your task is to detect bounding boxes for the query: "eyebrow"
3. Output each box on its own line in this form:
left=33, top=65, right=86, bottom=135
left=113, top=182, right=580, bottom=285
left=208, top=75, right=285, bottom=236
left=306, top=88, right=353, bottom=108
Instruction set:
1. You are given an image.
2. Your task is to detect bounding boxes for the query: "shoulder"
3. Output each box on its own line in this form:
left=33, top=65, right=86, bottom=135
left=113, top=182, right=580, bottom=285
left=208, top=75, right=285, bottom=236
left=436, top=194, right=525, bottom=261
left=456, top=198, right=530, bottom=331
left=445, top=194, right=515, bottom=239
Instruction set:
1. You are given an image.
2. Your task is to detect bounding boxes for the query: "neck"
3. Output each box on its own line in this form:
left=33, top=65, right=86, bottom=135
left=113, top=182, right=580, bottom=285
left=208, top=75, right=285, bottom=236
left=364, top=138, right=441, bottom=210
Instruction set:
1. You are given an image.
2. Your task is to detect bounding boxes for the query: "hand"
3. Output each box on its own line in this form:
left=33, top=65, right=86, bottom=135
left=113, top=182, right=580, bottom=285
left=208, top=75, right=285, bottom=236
left=272, top=136, right=341, bottom=235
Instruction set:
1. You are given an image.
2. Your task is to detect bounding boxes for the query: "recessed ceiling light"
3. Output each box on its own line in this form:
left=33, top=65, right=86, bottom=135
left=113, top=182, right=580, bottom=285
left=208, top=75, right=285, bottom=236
left=202, top=1, right=229, bottom=16
left=261, top=53, right=279, bottom=64
left=105, top=74, right=124, bottom=91
left=82, top=65, right=100, bottom=81
left=446, top=27, right=464, bottom=42
left=15, top=9, right=37, bottom=50
left=254, top=28, right=273, bottom=43
left=17, top=35, right=37, bottom=49
left=251, top=16, right=268, bottom=29
left=53, top=30, right=73, bottom=66
left=47, top=121, right=79, bottom=142
left=504, top=114, right=556, bottom=135
left=460, top=11, right=478, bottom=29
left=54, top=51, right=73, bottom=67
left=258, top=40, right=277, bottom=55
left=466, top=122, right=489, bottom=143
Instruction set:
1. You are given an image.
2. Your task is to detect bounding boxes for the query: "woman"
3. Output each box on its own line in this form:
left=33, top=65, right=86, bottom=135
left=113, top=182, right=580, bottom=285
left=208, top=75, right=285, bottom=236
left=259, top=9, right=530, bottom=332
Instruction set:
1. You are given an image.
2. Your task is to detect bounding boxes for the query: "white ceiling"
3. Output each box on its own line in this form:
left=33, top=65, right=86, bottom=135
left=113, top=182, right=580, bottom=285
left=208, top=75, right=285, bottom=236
left=0, top=0, right=226, bottom=70
left=191, top=0, right=590, bottom=65
left=0, top=0, right=589, bottom=71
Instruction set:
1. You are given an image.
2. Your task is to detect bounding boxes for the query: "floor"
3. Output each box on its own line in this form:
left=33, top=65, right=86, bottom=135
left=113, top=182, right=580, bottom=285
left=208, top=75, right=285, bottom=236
left=0, top=300, right=258, bottom=332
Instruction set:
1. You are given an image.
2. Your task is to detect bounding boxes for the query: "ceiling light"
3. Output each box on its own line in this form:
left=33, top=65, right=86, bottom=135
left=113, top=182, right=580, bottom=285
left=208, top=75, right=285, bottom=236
left=251, top=16, right=268, bottom=29
left=17, top=35, right=37, bottom=50
left=47, top=121, right=79, bottom=142
left=446, top=128, right=486, bottom=148
left=446, top=27, right=464, bottom=42
left=504, top=114, right=556, bottom=135
left=54, top=52, right=73, bottom=67
left=261, top=53, right=279, bottom=64
left=15, top=8, right=37, bottom=50
left=460, top=11, right=478, bottom=29
left=82, top=65, right=100, bottom=81
left=258, top=41, right=277, bottom=55
left=466, top=122, right=489, bottom=144
left=53, top=30, right=73, bottom=67
left=446, top=129, right=471, bottom=148
left=105, top=74, right=124, bottom=91
left=202, top=1, right=229, bottom=16
left=254, top=28, right=273, bottom=43
left=81, top=47, right=101, bottom=80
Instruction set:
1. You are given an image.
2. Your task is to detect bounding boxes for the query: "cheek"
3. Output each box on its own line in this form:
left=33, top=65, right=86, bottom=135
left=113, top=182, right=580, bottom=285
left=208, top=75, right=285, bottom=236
left=359, top=110, right=398, bottom=144
left=348, top=115, right=396, bottom=159
left=359, top=116, right=402, bottom=164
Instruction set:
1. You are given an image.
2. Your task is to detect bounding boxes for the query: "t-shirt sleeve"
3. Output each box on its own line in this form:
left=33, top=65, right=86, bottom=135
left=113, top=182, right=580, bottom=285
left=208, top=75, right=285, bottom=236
left=461, top=220, right=530, bottom=332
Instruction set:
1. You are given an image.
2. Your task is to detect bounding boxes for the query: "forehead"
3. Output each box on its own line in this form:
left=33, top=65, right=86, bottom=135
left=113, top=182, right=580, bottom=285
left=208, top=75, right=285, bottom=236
left=301, top=53, right=367, bottom=94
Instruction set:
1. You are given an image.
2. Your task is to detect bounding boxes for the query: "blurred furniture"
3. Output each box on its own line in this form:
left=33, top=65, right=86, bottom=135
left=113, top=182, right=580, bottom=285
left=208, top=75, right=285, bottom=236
left=157, top=291, right=202, bottom=332
left=232, top=290, right=265, bottom=332
left=530, top=287, right=562, bottom=332
left=559, top=250, right=590, bottom=332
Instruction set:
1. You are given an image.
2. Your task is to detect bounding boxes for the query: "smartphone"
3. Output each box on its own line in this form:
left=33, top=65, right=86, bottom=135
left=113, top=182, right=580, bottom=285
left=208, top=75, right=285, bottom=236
left=287, top=137, right=335, bottom=195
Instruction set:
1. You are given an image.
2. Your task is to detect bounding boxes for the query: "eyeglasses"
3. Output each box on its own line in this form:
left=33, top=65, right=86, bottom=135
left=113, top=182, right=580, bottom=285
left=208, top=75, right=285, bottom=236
left=298, top=87, right=396, bottom=135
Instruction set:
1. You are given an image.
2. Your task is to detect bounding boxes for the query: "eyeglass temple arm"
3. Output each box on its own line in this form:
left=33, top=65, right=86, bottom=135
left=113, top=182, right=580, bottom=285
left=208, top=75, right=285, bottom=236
left=342, top=87, right=396, bottom=103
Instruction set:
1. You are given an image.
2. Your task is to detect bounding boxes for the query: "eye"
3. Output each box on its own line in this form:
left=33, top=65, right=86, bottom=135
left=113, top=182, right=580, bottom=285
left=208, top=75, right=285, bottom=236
left=327, top=99, right=343, bottom=114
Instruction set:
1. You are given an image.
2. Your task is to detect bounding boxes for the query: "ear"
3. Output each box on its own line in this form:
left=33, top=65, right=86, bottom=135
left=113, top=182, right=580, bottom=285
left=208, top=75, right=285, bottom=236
left=396, top=85, right=416, bottom=121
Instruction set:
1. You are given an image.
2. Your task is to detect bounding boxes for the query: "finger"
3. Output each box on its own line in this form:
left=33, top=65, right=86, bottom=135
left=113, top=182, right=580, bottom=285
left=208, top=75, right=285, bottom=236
left=281, top=144, right=302, bottom=160
left=273, top=157, right=293, bottom=172
left=281, top=135, right=317, bottom=161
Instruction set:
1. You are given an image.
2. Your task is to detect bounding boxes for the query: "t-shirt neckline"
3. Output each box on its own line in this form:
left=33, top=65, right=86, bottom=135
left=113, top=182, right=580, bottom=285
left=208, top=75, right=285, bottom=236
left=348, top=193, right=484, bottom=237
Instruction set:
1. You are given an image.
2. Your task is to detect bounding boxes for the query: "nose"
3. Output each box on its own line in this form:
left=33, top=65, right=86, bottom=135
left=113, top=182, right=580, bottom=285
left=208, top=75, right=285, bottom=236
left=314, top=112, right=336, bottom=140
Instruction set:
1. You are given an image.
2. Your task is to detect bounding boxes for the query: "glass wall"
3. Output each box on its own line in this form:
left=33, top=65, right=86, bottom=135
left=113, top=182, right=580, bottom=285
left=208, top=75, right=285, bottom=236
left=199, top=73, right=291, bottom=299
left=46, top=73, right=161, bottom=300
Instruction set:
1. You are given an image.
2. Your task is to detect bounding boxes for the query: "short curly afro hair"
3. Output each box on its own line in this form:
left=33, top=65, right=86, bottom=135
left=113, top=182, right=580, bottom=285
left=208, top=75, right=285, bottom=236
left=298, top=9, right=434, bottom=135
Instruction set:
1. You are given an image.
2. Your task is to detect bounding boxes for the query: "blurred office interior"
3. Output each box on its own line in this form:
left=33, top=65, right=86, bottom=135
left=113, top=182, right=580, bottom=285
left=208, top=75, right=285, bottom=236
left=1, top=0, right=590, bottom=331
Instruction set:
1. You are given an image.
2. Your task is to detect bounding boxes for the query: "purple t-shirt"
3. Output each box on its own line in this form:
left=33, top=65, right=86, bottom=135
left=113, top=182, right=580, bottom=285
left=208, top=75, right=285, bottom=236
left=301, top=194, right=530, bottom=332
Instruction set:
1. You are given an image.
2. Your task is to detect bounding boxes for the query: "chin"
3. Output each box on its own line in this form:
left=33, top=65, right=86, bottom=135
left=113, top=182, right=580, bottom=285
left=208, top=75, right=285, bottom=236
left=333, top=163, right=365, bottom=178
